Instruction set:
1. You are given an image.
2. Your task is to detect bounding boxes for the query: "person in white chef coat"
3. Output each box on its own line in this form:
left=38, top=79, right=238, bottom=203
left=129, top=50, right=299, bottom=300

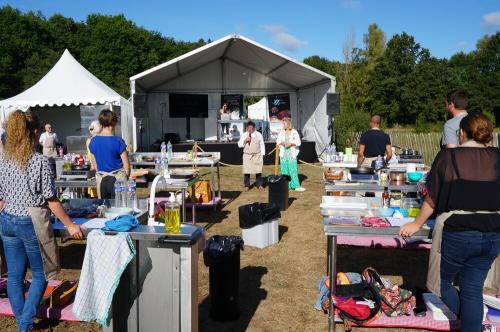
left=238, top=121, right=265, bottom=191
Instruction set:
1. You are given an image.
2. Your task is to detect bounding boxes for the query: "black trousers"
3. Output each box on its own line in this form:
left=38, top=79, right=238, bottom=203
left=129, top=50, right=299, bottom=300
left=244, top=173, right=263, bottom=188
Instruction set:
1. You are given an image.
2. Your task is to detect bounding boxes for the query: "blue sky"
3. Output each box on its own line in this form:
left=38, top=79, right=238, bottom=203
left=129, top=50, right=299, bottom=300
left=1, top=0, right=499, bottom=62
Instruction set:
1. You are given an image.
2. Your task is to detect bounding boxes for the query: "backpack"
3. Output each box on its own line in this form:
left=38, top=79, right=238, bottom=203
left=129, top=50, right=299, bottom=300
left=321, top=274, right=381, bottom=331
left=362, top=267, right=416, bottom=317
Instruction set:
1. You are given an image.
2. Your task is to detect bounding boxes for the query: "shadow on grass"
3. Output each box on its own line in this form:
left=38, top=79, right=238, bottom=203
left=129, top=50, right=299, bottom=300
left=199, top=266, right=268, bottom=332
left=221, top=190, right=242, bottom=207
left=278, top=225, right=288, bottom=241
left=298, top=173, right=308, bottom=183
left=337, top=246, right=430, bottom=288
left=58, top=242, right=86, bottom=269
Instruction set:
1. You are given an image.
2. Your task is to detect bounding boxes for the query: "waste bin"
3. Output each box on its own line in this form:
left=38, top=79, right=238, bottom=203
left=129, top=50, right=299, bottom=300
left=268, top=175, right=290, bottom=211
left=239, top=203, right=281, bottom=248
left=203, top=235, right=244, bottom=321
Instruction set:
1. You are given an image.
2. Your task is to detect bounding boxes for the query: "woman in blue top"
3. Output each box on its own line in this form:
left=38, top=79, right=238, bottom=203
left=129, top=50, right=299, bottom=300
left=89, top=110, right=130, bottom=199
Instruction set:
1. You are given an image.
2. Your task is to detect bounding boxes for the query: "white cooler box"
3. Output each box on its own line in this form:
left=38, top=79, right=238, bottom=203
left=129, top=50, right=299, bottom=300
left=242, top=219, right=279, bottom=249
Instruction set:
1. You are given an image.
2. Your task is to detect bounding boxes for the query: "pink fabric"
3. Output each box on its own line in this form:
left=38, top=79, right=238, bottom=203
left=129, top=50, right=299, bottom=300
left=337, top=236, right=433, bottom=249
left=0, top=280, right=79, bottom=322
left=360, top=311, right=500, bottom=331
left=361, top=217, right=390, bottom=228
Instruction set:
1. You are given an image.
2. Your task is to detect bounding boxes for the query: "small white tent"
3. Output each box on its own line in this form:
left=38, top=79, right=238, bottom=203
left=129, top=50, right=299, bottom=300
left=0, top=49, right=133, bottom=145
left=130, top=34, right=336, bottom=155
left=247, top=97, right=268, bottom=120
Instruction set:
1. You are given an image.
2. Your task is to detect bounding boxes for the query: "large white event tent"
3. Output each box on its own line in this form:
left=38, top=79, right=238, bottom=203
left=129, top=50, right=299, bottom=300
left=0, top=49, right=133, bottom=146
left=130, top=34, right=336, bottom=154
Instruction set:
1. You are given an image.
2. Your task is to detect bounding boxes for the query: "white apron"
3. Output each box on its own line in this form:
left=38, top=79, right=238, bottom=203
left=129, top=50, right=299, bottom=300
left=427, top=210, right=500, bottom=296
left=95, top=169, right=127, bottom=199
left=42, top=134, right=57, bottom=158
left=242, top=134, right=263, bottom=175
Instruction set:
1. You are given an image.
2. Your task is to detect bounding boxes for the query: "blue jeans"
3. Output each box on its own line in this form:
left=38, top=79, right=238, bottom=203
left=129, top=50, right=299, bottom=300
left=440, top=230, right=500, bottom=332
left=0, top=212, right=47, bottom=332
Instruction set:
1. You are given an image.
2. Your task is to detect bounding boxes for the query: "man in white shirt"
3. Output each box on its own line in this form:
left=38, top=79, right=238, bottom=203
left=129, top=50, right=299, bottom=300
left=39, top=123, right=59, bottom=157
left=238, top=121, right=265, bottom=191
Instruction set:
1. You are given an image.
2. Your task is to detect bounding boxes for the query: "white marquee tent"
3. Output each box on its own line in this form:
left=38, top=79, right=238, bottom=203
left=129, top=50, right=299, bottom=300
left=0, top=49, right=133, bottom=145
left=130, top=34, right=336, bottom=154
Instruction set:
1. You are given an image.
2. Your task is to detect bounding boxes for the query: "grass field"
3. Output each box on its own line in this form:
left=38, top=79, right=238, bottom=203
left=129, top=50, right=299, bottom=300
left=0, top=164, right=437, bottom=332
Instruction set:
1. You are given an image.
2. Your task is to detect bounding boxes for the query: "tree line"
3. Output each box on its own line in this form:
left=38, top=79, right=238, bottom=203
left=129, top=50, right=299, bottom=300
left=0, top=6, right=207, bottom=99
left=304, top=24, right=500, bottom=149
left=0, top=7, right=498, bottom=149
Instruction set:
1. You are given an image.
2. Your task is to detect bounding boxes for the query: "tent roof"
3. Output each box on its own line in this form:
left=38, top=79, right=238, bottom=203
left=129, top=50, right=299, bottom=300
left=0, top=49, right=124, bottom=110
left=131, top=34, right=335, bottom=91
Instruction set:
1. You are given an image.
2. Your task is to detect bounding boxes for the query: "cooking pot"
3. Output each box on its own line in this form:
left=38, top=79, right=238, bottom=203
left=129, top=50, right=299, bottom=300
left=71, top=164, right=90, bottom=171
left=389, top=171, right=406, bottom=182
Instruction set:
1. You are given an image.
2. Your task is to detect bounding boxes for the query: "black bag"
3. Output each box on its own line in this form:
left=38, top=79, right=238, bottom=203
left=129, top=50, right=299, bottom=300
left=238, top=202, right=281, bottom=229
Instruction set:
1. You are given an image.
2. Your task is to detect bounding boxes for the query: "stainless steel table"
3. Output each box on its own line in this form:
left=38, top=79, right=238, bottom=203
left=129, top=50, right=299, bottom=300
left=321, top=183, right=425, bottom=332
left=130, top=152, right=222, bottom=210
left=324, top=225, right=430, bottom=332
left=325, top=181, right=419, bottom=193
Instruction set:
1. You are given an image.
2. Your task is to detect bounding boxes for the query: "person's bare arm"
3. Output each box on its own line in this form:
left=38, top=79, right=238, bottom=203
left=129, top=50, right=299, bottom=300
left=357, top=145, right=365, bottom=167
left=385, top=144, right=393, bottom=162
left=445, top=143, right=457, bottom=148
left=89, top=153, right=97, bottom=171
left=399, top=201, right=434, bottom=237
left=120, top=151, right=130, bottom=176
left=47, top=200, right=83, bottom=240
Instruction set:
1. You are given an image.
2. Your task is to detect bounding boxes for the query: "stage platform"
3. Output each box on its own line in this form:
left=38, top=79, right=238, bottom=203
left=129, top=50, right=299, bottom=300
left=170, top=141, right=318, bottom=165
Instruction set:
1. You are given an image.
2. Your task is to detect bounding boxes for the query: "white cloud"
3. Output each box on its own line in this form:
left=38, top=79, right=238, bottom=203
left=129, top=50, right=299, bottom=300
left=456, top=41, right=468, bottom=49
left=483, top=11, right=500, bottom=30
left=261, top=25, right=307, bottom=52
left=342, top=0, right=362, bottom=9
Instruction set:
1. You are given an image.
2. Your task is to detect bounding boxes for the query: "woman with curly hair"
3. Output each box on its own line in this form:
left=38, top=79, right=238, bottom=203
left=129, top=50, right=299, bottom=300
left=0, top=110, right=83, bottom=332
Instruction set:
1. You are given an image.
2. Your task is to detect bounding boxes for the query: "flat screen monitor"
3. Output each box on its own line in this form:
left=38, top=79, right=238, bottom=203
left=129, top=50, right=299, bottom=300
left=169, top=93, right=208, bottom=118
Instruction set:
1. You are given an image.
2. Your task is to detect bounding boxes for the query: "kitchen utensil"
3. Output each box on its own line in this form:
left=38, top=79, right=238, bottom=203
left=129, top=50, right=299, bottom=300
left=407, top=172, right=423, bottom=182
left=104, top=207, right=134, bottom=219
left=71, top=164, right=90, bottom=171
left=349, top=167, right=375, bottom=175
left=389, top=171, right=407, bottom=182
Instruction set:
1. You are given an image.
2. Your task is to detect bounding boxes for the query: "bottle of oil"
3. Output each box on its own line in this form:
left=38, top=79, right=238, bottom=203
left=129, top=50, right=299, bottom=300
left=164, top=193, right=180, bottom=234
left=382, top=187, right=390, bottom=208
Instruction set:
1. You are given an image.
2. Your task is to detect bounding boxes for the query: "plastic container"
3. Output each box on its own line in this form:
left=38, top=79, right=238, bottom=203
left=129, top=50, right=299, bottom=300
left=126, top=179, right=137, bottom=210
left=164, top=193, right=180, bottom=234
left=203, top=235, right=244, bottom=321
left=167, top=141, right=173, bottom=160
left=268, top=175, right=290, bottom=211
left=113, top=180, right=126, bottom=208
left=407, top=172, right=423, bottom=182
left=160, top=141, right=167, bottom=160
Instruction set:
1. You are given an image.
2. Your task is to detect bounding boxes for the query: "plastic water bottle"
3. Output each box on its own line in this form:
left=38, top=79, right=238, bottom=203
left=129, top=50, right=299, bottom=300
left=114, top=180, right=126, bottom=208
left=160, top=158, right=169, bottom=176
left=167, top=141, right=173, bottom=160
left=375, top=155, right=384, bottom=170
left=126, top=179, right=137, bottom=210
left=160, top=141, right=167, bottom=161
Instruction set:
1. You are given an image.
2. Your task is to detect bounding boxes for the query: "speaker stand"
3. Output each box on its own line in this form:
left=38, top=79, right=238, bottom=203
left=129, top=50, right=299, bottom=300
left=318, top=116, right=336, bottom=162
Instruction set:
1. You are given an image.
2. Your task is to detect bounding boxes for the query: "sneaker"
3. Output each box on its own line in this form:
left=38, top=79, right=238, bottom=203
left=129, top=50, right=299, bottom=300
left=295, top=187, right=306, bottom=192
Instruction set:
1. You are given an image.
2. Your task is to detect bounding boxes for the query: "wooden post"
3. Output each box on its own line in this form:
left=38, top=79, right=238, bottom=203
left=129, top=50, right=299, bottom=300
left=274, top=145, right=280, bottom=176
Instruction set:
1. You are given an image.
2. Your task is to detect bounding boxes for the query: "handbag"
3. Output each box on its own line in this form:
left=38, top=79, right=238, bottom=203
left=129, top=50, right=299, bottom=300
left=362, top=267, right=415, bottom=317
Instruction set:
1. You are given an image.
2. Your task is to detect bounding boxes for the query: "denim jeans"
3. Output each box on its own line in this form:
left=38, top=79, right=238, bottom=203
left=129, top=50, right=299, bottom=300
left=0, top=212, right=47, bottom=332
left=440, top=230, right=500, bottom=332
left=243, top=173, right=263, bottom=188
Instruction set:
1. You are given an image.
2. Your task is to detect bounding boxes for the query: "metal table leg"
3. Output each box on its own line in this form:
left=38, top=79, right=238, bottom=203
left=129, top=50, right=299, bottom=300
left=191, top=182, right=196, bottom=224
left=210, top=163, right=216, bottom=211
left=217, top=163, right=221, bottom=198
left=181, top=188, right=186, bottom=224
left=328, top=235, right=337, bottom=332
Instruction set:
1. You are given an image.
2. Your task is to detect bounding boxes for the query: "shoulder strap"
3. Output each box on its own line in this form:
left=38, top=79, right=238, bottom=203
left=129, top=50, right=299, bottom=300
left=450, top=149, right=461, bottom=179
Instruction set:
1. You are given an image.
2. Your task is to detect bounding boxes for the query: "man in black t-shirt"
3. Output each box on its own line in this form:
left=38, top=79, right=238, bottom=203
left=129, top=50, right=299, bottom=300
left=357, top=115, right=392, bottom=168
